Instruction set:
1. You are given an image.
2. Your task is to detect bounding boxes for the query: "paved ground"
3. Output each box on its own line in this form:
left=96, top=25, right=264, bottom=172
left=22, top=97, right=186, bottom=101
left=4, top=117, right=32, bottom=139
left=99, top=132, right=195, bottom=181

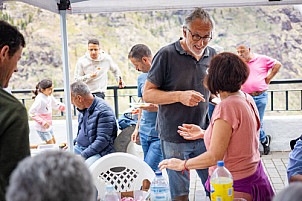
left=29, top=120, right=290, bottom=200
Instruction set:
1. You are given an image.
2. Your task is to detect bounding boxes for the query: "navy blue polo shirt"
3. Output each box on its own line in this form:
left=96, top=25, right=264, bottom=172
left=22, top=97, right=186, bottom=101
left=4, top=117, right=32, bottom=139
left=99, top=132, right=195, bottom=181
left=147, top=39, right=216, bottom=143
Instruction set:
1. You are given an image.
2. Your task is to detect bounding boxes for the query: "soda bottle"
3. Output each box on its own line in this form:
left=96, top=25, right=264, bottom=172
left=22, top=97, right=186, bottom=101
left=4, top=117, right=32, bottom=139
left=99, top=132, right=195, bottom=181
left=210, top=161, right=234, bottom=201
left=118, top=76, right=123, bottom=88
left=104, top=185, right=119, bottom=201
left=150, top=171, right=170, bottom=201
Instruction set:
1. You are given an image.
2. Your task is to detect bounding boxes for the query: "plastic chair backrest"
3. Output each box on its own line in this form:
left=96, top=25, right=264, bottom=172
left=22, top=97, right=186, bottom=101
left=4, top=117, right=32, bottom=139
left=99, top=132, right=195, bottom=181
left=89, top=152, right=155, bottom=197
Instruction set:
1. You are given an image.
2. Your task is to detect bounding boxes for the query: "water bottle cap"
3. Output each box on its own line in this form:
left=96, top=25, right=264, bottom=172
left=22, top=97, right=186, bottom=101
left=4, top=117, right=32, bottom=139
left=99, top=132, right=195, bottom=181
left=106, top=184, right=114, bottom=190
left=217, top=161, right=224, bottom=166
left=155, top=171, right=163, bottom=176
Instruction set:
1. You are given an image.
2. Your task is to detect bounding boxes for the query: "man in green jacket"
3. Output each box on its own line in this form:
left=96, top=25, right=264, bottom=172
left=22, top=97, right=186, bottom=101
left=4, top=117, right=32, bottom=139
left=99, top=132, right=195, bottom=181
left=0, top=20, right=30, bottom=201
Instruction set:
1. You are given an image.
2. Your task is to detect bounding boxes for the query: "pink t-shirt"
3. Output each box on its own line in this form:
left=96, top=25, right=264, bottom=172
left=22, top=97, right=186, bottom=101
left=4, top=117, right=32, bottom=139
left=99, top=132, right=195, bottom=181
left=204, top=93, right=261, bottom=180
left=241, top=54, right=277, bottom=93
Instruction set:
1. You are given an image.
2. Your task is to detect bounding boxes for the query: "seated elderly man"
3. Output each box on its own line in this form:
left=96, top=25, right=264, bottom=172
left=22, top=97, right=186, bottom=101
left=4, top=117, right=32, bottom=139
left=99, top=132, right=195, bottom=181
left=71, top=81, right=117, bottom=167
left=6, top=150, right=95, bottom=201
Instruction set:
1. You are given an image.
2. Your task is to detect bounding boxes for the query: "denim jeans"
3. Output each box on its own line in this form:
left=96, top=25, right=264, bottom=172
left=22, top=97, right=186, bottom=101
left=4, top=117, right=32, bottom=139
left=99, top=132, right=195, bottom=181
left=74, top=144, right=101, bottom=167
left=139, top=133, right=163, bottom=172
left=74, top=144, right=99, bottom=201
left=251, top=91, right=268, bottom=142
left=161, top=140, right=209, bottom=199
left=36, top=129, right=54, bottom=142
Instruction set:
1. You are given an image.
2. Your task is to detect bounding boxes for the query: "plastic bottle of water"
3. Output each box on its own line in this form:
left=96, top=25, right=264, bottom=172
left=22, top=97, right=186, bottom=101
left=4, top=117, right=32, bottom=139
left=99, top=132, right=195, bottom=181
left=150, top=171, right=170, bottom=201
left=104, top=185, right=119, bottom=201
left=210, top=161, right=234, bottom=201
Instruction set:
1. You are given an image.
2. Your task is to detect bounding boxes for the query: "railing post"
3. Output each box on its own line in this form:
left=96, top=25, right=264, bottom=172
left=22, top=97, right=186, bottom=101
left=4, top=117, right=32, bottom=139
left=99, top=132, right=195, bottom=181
left=271, top=91, right=274, bottom=111
left=74, top=105, right=77, bottom=116
left=113, top=87, right=119, bottom=118
left=60, top=97, right=64, bottom=116
left=286, top=91, right=289, bottom=111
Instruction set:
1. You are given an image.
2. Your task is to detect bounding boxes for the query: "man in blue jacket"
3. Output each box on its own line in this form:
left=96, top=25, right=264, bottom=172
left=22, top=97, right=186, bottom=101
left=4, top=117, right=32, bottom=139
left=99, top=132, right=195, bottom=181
left=70, top=81, right=117, bottom=167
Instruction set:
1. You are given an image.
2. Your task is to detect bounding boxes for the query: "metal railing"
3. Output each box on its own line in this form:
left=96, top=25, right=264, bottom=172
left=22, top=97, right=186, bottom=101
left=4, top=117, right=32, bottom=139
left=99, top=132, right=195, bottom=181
left=11, top=79, right=302, bottom=118
left=268, top=79, right=302, bottom=111
left=12, top=85, right=139, bottom=118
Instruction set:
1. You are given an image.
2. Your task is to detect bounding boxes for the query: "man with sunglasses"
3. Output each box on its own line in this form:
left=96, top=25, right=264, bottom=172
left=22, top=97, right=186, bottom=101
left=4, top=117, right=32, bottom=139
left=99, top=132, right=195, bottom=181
left=74, top=39, right=124, bottom=99
left=143, top=8, right=216, bottom=200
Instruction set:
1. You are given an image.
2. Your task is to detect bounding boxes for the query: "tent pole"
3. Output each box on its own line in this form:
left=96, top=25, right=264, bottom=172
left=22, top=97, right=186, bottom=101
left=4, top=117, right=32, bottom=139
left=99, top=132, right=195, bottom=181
left=59, top=9, right=74, bottom=152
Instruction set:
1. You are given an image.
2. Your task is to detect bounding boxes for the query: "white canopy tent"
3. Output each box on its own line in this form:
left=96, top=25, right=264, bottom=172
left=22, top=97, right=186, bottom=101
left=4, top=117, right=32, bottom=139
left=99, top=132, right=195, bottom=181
left=2, top=0, right=302, bottom=14
left=1, top=0, right=302, bottom=151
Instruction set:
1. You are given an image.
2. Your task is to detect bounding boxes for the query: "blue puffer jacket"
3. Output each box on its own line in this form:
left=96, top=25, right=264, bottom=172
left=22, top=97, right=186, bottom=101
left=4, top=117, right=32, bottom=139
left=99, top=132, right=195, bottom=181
left=74, top=97, right=117, bottom=159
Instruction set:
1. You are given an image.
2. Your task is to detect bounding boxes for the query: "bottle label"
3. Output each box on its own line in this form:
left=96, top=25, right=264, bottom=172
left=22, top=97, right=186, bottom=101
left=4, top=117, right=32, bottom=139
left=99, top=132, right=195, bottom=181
left=150, top=186, right=169, bottom=201
left=210, top=178, right=234, bottom=201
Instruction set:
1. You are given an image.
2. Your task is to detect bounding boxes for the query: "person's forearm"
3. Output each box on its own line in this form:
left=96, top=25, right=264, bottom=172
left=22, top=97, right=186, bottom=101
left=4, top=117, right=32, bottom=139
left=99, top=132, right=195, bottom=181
left=267, top=62, right=281, bottom=81
left=135, top=109, right=142, bottom=130
left=143, top=88, right=181, bottom=105
left=289, top=175, right=302, bottom=183
left=74, top=74, right=91, bottom=82
left=186, top=151, right=221, bottom=170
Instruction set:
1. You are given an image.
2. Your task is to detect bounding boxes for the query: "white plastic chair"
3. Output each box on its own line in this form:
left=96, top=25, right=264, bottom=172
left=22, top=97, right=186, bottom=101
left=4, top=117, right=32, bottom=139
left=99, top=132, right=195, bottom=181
left=89, top=152, right=155, bottom=197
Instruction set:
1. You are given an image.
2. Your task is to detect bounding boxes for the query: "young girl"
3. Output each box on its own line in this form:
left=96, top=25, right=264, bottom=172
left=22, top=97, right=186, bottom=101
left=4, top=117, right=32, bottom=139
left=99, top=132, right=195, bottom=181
left=29, top=79, right=65, bottom=148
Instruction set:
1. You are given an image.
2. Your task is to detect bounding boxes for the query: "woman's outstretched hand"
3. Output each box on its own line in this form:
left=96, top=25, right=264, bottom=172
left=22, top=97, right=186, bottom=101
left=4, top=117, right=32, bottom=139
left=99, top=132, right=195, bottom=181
left=158, top=158, right=185, bottom=171
left=177, top=124, right=205, bottom=140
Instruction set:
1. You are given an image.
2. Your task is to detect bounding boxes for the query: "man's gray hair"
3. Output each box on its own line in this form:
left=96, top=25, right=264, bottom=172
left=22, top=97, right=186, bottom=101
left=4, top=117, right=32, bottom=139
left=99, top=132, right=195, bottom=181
left=183, top=7, right=215, bottom=30
left=236, top=40, right=251, bottom=49
left=6, top=150, right=95, bottom=201
left=71, top=81, right=91, bottom=97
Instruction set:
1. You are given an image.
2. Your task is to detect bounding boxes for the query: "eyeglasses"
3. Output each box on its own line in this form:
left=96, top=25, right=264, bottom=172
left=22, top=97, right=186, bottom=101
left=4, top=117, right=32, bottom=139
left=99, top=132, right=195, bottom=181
left=187, top=29, right=212, bottom=42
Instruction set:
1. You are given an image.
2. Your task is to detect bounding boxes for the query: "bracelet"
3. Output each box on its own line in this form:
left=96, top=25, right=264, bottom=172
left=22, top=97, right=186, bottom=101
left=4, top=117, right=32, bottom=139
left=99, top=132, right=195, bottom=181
left=184, top=159, right=189, bottom=171
left=182, top=159, right=190, bottom=180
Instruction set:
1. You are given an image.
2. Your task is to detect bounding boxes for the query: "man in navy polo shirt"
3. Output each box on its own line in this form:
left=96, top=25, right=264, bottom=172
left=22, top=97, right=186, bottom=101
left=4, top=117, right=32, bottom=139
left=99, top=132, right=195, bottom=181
left=143, top=8, right=216, bottom=200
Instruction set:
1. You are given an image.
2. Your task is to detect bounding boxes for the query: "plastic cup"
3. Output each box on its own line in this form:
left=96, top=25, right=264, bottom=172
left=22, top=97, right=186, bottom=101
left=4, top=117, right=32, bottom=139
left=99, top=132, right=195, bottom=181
left=195, top=190, right=207, bottom=201
left=133, top=190, right=149, bottom=201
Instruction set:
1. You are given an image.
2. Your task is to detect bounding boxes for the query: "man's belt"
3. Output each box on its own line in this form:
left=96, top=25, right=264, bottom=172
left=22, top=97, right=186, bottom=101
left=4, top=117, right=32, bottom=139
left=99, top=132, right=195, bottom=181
left=249, top=90, right=267, bottom=96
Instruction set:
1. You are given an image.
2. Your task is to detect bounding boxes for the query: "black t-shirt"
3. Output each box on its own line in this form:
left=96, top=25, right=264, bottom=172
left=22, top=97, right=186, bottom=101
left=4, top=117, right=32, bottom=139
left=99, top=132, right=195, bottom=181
left=147, top=40, right=217, bottom=143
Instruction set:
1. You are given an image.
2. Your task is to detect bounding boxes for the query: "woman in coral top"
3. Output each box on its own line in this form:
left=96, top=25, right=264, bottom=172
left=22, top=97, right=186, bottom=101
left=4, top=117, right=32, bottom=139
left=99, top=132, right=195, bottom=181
left=159, top=53, right=274, bottom=201
left=28, top=79, right=65, bottom=148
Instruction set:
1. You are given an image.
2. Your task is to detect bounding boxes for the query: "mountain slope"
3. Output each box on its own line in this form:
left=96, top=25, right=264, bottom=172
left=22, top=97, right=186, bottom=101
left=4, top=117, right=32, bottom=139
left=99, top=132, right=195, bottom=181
left=1, top=3, right=301, bottom=90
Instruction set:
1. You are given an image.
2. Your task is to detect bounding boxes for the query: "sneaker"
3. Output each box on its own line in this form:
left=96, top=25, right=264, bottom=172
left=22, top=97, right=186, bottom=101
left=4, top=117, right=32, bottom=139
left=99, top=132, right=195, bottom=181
left=261, top=135, right=271, bottom=155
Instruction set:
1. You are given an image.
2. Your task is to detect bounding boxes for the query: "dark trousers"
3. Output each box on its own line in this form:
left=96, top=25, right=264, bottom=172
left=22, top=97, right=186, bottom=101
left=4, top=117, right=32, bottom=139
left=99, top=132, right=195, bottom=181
left=92, top=92, right=105, bottom=99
